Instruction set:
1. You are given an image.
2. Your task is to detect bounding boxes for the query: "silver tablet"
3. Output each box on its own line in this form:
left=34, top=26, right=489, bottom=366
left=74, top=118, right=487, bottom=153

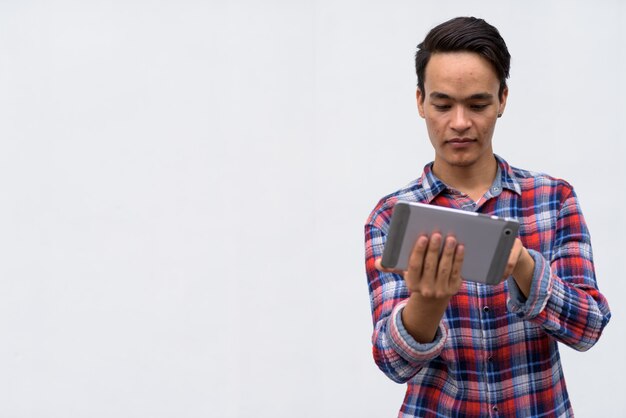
left=381, top=201, right=520, bottom=285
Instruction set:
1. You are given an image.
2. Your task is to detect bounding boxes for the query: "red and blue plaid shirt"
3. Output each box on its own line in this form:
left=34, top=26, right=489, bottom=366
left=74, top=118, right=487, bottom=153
left=364, top=155, right=611, bottom=417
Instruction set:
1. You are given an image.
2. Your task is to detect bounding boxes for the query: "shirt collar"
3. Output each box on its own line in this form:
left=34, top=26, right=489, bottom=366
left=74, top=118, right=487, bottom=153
left=418, top=154, right=521, bottom=203
left=495, top=154, right=522, bottom=195
left=418, top=163, right=447, bottom=203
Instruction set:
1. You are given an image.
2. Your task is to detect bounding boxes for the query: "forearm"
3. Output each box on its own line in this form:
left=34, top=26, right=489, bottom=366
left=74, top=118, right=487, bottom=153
left=508, top=249, right=611, bottom=351
left=372, top=298, right=448, bottom=383
left=366, top=225, right=444, bottom=382
left=508, top=187, right=611, bottom=350
left=402, top=293, right=449, bottom=343
left=366, top=224, right=461, bottom=382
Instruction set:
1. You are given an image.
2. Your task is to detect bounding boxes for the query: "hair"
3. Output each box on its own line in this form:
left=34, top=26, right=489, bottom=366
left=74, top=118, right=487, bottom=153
left=415, top=17, right=511, bottom=100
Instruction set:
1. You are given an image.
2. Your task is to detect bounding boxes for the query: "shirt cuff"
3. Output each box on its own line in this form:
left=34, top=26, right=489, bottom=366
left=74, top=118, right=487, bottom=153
left=385, top=299, right=447, bottom=364
left=507, top=249, right=553, bottom=319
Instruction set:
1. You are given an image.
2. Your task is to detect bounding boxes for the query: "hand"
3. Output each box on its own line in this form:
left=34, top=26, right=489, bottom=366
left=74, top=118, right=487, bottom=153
left=376, top=232, right=465, bottom=300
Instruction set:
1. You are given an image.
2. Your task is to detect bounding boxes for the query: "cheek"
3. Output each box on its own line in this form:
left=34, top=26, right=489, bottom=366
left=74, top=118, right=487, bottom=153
left=425, top=117, right=445, bottom=140
left=481, top=120, right=498, bottom=137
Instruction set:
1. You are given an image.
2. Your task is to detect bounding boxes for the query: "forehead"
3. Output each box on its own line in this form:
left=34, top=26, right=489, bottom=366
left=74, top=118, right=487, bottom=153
left=423, top=52, right=500, bottom=96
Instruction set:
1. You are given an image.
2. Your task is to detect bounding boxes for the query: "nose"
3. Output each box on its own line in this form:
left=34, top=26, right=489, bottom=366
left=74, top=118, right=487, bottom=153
left=450, top=107, right=471, bottom=132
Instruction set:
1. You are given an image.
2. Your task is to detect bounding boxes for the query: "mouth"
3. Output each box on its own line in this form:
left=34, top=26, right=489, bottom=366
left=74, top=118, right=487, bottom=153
left=445, top=138, right=477, bottom=148
left=446, top=137, right=476, bottom=144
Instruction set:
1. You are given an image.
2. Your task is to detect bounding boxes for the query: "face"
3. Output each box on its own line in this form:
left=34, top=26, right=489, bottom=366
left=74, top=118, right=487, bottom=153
left=417, top=52, right=507, bottom=173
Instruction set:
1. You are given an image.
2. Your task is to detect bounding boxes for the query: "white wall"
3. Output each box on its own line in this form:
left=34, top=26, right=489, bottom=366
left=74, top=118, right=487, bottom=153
left=0, top=1, right=623, bottom=417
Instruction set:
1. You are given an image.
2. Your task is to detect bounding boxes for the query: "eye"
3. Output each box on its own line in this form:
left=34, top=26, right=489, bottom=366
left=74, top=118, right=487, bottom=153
left=433, top=104, right=451, bottom=111
left=470, top=104, right=489, bottom=111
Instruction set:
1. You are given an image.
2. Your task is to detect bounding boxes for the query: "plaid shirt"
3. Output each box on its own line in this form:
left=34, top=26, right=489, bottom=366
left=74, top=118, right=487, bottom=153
left=364, top=155, right=611, bottom=417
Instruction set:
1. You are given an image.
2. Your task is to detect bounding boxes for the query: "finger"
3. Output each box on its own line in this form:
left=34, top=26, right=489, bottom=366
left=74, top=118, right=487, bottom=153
left=375, top=258, right=404, bottom=275
left=449, top=243, right=465, bottom=289
left=432, top=235, right=458, bottom=297
left=419, top=232, right=443, bottom=293
left=423, top=232, right=442, bottom=275
left=435, top=235, right=457, bottom=281
left=406, top=235, right=429, bottom=279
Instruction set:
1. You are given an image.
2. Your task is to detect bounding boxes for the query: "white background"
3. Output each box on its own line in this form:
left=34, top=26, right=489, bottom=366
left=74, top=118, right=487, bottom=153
left=0, top=1, right=624, bottom=417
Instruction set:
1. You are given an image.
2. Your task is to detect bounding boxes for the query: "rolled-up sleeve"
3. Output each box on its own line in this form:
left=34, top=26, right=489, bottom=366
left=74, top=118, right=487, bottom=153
left=507, top=187, right=611, bottom=352
left=387, top=300, right=447, bottom=364
left=366, top=220, right=447, bottom=383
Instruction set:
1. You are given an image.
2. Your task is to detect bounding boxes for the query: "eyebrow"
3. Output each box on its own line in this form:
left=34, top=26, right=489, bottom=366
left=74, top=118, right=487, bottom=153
left=430, top=92, right=494, bottom=101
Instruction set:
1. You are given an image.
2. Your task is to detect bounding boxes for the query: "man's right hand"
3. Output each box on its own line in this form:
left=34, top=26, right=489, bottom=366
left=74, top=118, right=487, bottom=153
left=375, top=232, right=465, bottom=343
left=376, top=232, right=465, bottom=299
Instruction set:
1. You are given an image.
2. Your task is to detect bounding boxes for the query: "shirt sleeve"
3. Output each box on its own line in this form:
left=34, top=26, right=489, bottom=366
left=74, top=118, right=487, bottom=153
left=365, top=222, right=447, bottom=383
left=507, top=187, right=611, bottom=351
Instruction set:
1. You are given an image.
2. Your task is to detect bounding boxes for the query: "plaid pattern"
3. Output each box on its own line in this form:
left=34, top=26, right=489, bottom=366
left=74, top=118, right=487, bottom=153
left=364, top=155, right=611, bottom=417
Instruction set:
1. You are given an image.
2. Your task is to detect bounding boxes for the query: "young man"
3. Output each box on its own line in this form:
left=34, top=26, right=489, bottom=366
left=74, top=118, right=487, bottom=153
left=364, top=17, right=611, bottom=417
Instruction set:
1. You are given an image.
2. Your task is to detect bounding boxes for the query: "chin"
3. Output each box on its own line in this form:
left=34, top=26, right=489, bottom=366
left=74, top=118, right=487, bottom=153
left=451, top=158, right=477, bottom=167
left=443, top=154, right=479, bottom=168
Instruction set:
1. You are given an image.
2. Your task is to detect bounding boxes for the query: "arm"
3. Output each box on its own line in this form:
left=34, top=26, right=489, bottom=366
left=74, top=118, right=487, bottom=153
left=507, top=187, right=611, bottom=351
left=365, top=222, right=463, bottom=383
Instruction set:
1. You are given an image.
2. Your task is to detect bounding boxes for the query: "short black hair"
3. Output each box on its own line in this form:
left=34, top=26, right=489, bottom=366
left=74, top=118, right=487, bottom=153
left=415, top=17, right=511, bottom=100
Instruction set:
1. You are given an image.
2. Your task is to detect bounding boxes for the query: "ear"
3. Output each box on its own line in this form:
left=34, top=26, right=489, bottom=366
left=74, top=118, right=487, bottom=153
left=498, top=86, right=509, bottom=117
left=416, top=88, right=425, bottom=118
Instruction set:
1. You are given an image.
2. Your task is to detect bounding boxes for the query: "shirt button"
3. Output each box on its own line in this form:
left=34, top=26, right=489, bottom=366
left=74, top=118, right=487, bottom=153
left=483, top=306, right=490, bottom=313
left=492, top=186, right=500, bottom=192
left=488, top=356, right=493, bottom=362
left=492, top=406, right=499, bottom=412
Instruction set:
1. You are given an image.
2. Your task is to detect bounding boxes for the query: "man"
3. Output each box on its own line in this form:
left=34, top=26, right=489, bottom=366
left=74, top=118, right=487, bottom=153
left=364, top=17, right=611, bottom=417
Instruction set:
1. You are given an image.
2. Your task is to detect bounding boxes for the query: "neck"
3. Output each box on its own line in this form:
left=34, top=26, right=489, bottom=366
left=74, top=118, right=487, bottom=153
left=432, top=154, right=498, bottom=202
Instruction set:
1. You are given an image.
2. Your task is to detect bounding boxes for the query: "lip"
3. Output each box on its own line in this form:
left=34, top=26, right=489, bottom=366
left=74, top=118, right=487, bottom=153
left=446, top=138, right=477, bottom=148
left=446, top=137, right=476, bottom=143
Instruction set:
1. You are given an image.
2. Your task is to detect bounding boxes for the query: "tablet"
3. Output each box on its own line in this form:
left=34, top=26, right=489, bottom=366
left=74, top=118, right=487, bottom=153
left=381, top=201, right=520, bottom=285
